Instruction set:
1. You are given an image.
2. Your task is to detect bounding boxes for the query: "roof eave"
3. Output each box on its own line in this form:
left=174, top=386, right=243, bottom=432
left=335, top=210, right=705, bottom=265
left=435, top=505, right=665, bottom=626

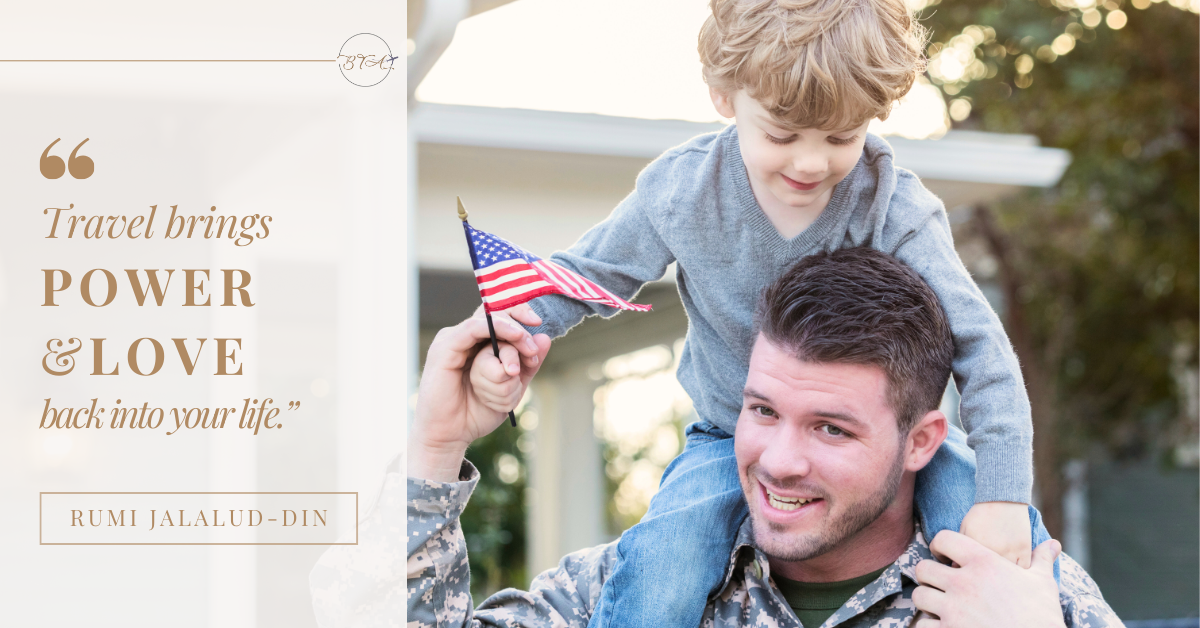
left=412, top=102, right=1071, bottom=188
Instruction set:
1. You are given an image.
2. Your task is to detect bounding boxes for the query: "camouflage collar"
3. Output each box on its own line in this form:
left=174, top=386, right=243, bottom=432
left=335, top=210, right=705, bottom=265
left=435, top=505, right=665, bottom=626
left=716, top=517, right=933, bottom=624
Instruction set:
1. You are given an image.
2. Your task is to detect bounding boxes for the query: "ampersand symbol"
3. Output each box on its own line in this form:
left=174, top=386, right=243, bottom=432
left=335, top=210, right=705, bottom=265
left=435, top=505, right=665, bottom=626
left=42, top=338, right=82, bottom=376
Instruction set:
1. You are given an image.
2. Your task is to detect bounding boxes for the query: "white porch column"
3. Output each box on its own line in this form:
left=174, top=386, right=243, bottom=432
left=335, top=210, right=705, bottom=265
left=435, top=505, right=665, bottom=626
left=527, top=364, right=606, bottom=578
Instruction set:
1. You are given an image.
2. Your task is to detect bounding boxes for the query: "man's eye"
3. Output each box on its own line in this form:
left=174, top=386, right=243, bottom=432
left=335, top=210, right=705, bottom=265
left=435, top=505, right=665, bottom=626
left=820, top=424, right=847, bottom=437
left=751, top=405, right=777, bottom=417
left=765, top=132, right=796, bottom=145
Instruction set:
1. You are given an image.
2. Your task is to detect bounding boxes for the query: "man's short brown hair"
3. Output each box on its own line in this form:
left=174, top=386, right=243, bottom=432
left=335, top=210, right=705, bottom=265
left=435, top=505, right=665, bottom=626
left=754, top=247, right=953, bottom=433
left=699, top=0, right=928, bottom=131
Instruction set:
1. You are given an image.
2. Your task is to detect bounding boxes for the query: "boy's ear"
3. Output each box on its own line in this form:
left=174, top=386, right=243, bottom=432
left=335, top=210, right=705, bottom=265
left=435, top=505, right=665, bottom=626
left=710, top=87, right=736, bottom=119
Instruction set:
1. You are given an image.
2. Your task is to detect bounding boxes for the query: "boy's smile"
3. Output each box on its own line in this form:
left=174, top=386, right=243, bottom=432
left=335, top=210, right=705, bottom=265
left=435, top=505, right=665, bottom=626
left=781, top=175, right=821, bottom=191
left=711, top=89, right=870, bottom=239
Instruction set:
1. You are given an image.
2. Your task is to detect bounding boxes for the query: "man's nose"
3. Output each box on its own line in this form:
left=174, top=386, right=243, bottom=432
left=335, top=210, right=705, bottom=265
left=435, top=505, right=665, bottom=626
left=758, top=430, right=811, bottom=480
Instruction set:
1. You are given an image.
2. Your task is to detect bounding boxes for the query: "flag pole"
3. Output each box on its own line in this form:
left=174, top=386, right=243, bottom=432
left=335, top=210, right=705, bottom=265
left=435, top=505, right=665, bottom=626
left=458, top=196, right=519, bottom=428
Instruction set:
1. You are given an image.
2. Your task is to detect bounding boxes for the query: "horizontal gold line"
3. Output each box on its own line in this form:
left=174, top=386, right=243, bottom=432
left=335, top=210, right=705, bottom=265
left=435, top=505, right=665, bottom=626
left=0, top=59, right=336, bottom=63
left=41, top=491, right=357, bottom=495
left=40, top=542, right=358, bottom=546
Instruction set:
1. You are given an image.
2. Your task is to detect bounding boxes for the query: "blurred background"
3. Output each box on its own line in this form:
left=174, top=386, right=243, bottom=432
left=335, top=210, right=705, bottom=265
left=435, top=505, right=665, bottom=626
left=407, top=0, right=1197, bottom=623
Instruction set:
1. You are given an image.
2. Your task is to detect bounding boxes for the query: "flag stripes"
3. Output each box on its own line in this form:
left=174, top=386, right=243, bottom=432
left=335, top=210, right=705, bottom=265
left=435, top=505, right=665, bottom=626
left=465, top=222, right=651, bottom=314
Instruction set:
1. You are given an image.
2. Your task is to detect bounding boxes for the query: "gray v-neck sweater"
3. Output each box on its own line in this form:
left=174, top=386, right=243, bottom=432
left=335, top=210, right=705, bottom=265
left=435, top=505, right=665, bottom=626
left=525, top=125, right=1032, bottom=503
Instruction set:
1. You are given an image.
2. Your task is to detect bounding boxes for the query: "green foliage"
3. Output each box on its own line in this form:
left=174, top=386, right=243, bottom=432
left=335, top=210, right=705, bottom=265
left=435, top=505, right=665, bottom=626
left=920, top=0, right=1198, bottom=458
left=600, top=412, right=686, bottom=536
left=460, top=417, right=529, bottom=599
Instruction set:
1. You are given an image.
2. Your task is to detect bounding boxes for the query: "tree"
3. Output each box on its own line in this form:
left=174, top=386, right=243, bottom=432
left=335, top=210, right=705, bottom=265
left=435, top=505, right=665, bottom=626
left=916, top=0, right=1199, bottom=537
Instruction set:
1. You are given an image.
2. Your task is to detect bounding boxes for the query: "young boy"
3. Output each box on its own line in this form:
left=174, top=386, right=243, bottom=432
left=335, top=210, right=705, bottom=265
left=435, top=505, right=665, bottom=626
left=470, top=0, right=1055, bottom=625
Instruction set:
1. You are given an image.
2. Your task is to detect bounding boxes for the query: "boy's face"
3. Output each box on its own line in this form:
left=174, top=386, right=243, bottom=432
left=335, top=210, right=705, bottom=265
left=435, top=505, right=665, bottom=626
left=712, top=89, right=869, bottom=216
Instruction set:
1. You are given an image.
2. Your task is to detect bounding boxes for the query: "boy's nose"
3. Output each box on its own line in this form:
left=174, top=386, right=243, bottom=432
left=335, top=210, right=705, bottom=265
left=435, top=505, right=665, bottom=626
left=792, top=151, right=828, bottom=177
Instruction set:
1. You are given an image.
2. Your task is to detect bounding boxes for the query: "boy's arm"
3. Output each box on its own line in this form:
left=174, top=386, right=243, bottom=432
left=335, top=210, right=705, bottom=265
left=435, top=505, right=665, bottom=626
left=309, top=459, right=613, bottom=628
left=523, top=188, right=675, bottom=339
left=892, top=209, right=1034, bottom=506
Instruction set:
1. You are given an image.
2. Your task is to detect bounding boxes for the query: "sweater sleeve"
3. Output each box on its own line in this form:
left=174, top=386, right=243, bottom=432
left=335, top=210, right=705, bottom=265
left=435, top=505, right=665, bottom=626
left=523, top=183, right=676, bottom=340
left=893, top=208, right=1034, bottom=505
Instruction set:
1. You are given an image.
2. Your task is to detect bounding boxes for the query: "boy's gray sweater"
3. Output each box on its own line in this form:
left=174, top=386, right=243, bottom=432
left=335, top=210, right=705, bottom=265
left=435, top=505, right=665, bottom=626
left=525, top=125, right=1032, bottom=504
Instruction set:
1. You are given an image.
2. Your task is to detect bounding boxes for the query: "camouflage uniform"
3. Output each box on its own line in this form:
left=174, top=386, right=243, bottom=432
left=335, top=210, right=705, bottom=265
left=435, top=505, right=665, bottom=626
left=309, top=461, right=1124, bottom=628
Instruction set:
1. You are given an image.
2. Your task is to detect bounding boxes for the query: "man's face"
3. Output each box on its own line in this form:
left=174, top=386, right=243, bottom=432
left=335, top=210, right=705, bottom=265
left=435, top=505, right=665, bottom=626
left=735, top=335, right=909, bottom=565
left=713, top=89, right=869, bottom=215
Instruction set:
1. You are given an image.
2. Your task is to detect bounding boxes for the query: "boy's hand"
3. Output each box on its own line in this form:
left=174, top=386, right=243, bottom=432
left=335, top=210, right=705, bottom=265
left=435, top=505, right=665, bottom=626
left=472, top=302, right=543, bottom=333
left=959, top=501, right=1033, bottom=568
left=409, top=315, right=550, bottom=482
left=469, top=304, right=544, bottom=415
left=914, top=532, right=1064, bottom=628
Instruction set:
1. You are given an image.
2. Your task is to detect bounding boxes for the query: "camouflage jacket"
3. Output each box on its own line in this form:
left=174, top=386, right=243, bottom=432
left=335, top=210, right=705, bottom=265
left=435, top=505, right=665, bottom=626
left=309, top=461, right=1124, bottom=628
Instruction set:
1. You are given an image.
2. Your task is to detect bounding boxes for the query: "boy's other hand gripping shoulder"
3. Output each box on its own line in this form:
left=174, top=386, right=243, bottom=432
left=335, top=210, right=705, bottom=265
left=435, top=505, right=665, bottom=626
left=959, top=501, right=1034, bottom=568
left=468, top=304, right=544, bottom=415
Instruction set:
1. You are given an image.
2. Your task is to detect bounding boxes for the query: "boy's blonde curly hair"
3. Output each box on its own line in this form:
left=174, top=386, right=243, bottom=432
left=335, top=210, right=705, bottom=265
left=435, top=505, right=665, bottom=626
left=699, top=0, right=928, bottom=131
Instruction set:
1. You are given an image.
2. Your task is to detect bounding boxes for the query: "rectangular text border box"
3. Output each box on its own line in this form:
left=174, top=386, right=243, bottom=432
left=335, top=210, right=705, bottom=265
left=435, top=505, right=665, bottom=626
left=40, top=492, right=358, bottom=545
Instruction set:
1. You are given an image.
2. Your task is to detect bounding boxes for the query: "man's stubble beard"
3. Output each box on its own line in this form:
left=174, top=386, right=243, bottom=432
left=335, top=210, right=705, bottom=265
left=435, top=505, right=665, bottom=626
left=747, top=445, right=906, bottom=563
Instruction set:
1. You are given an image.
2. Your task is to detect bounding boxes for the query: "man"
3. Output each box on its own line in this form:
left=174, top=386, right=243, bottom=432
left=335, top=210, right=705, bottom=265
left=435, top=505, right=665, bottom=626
left=310, top=248, right=1123, bottom=628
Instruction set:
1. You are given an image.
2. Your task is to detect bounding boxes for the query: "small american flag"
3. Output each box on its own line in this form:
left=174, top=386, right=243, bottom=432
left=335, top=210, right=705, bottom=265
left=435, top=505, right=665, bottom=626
left=465, top=222, right=652, bottom=314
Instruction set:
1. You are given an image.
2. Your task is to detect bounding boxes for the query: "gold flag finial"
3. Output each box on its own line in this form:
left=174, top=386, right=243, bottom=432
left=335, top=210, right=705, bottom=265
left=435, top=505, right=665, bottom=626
left=456, top=196, right=468, bottom=221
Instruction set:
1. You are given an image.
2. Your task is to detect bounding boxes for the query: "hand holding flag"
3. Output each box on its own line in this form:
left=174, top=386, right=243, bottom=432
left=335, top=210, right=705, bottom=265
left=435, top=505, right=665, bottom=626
left=456, top=197, right=651, bottom=427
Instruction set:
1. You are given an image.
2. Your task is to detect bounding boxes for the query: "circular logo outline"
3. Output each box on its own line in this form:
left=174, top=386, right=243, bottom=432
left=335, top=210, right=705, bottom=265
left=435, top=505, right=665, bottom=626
left=338, top=33, right=394, bottom=88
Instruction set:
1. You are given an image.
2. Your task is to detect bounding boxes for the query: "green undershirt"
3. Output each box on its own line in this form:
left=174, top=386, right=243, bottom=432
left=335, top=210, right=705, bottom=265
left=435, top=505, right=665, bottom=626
left=772, top=566, right=889, bottom=628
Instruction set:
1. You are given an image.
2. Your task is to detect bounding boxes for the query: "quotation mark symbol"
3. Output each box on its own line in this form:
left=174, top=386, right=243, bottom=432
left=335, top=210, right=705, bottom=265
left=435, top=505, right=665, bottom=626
left=40, top=138, right=94, bottom=179
left=288, top=401, right=302, bottom=410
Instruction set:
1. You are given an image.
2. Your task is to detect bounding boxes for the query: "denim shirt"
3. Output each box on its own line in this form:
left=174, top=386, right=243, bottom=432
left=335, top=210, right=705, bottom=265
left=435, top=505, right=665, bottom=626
left=308, top=461, right=1125, bottom=628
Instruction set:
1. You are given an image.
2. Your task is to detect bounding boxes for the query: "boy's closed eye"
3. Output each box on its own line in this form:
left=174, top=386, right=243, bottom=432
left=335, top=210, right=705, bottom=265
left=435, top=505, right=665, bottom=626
left=762, top=131, right=860, bottom=146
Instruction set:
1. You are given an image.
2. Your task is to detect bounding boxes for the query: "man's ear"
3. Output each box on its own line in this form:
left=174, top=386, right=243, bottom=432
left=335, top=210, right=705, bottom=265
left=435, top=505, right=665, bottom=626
left=903, top=410, right=948, bottom=472
left=710, top=87, right=736, bottom=119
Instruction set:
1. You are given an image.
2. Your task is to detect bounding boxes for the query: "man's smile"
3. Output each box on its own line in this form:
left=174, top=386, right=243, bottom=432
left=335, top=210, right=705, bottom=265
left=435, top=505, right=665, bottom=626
left=765, top=488, right=818, bottom=511
left=755, top=476, right=827, bottom=524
